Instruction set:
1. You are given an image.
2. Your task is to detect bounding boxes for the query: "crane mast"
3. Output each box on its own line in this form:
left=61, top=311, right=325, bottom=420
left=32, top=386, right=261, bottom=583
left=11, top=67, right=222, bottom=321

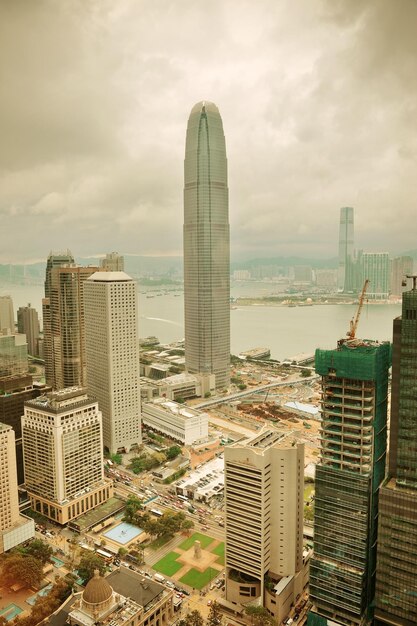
left=346, top=279, right=370, bottom=341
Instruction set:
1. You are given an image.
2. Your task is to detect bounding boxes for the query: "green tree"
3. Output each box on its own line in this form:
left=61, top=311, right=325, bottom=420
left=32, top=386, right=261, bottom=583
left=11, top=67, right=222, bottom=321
left=165, top=445, right=182, bottom=460
left=124, top=495, right=144, bottom=523
left=245, top=605, right=276, bottom=626
left=0, top=554, right=43, bottom=589
left=300, top=368, right=311, bottom=378
left=24, top=538, right=54, bottom=565
left=179, top=610, right=204, bottom=626
left=77, top=553, right=106, bottom=583
left=111, top=453, right=122, bottom=465
left=207, top=601, right=223, bottom=626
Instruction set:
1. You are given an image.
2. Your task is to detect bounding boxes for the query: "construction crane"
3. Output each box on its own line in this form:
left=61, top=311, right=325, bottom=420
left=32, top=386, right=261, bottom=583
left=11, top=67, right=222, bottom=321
left=346, top=279, right=370, bottom=341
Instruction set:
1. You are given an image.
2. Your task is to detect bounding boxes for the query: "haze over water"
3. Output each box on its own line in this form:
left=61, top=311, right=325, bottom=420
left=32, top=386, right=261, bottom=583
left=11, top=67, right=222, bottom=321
left=2, top=282, right=400, bottom=361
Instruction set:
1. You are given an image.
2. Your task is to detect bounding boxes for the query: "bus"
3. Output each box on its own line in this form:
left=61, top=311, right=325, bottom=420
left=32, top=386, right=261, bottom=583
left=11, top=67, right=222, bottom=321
left=150, top=508, right=163, bottom=517
left=96, top=549, right=114, bottom=563
left=177, top=495, right=188, bottom=502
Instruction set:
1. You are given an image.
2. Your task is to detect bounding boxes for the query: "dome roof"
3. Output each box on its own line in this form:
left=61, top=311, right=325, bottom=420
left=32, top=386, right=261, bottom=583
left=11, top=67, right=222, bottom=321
left=83, top=570, right=113, bottom=605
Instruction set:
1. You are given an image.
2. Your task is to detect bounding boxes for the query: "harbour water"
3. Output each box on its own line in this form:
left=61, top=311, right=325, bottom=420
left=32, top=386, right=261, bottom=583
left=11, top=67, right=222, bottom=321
left=1, top=282, right=401, bottom=361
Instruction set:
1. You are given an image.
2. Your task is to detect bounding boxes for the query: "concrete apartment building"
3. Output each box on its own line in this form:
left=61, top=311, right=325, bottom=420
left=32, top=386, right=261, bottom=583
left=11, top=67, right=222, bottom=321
left=22, top=387, right=113, bottom=525
left=0, top=423, right=34, bottom=554
left=224, top=430, right=306, bottom=623
left=0, top=295, right=14, bottom=333
left=84, top=271, right=141, bottom=453
left=142, top=397, right=208, bottom=445
left=17, top=303, right=40, bottom=356
left=42, top=251, right=99, bottom=390
left=362, top=252, right=390, bottom=299
left=0, top=332, right=28, bottom=377
left=375, top=282, right=417, bottom=626
left=183, top=101, right=230, bottom=390
left=100, top=251, right=125, bottom=271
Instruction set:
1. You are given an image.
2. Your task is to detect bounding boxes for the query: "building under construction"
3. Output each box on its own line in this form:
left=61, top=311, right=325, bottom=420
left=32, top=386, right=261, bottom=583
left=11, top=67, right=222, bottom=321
left=308, top=339, right=391, bottom=626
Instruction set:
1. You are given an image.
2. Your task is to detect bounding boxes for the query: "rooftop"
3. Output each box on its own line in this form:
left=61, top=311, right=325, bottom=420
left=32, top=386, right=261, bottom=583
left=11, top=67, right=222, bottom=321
left=88, top=271, right=133, bottom=282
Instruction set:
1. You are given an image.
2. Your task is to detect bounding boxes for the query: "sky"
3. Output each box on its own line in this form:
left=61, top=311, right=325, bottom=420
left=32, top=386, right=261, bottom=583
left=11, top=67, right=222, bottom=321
left=1, top=0, right=416, bottom=263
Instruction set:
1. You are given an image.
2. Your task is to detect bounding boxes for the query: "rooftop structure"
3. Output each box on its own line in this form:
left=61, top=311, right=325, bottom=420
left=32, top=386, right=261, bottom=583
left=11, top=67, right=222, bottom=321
left=176, top=455, right=224, bottom=502
left=142, top=398, right=208, bottom=445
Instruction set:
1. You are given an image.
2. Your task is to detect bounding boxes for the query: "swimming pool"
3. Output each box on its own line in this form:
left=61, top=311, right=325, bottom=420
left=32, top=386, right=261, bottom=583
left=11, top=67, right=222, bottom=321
left=103, top=522, right=143, bottom=545
left=51, top=556, right=65, bottom=567
left=26, top=584, right=53, bottom=606
left=0, top=604, right=23, bottom=621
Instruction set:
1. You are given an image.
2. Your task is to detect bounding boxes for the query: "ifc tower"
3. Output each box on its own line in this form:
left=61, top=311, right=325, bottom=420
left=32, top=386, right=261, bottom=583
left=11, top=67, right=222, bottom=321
left=183, top=101, right=230, bottom=390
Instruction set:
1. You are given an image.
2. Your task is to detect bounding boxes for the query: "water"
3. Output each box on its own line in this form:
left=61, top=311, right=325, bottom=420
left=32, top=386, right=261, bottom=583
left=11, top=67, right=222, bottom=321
left=103, top=522, right=144, bottom=544
left=0, top=605, right=23, bottom=622
left=1, top=282, right=400, bottom=360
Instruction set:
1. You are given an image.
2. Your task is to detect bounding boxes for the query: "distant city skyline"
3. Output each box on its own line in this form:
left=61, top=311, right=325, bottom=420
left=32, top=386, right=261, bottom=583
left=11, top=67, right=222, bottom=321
left=1, top=2, right=417, bottom=262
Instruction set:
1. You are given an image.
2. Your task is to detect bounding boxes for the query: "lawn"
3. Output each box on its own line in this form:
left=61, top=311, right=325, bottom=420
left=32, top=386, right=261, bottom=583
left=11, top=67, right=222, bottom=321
left=178, top=532, right=214, bottom=551
left=153, top=551, right=183, bottom=576
left=212, top=542, right=225, bottom=565
left=179, top=567, right=218, bottom=590
left=149, top=534, right=173, bottom=550
left=304, top=484, right=314, bottom=503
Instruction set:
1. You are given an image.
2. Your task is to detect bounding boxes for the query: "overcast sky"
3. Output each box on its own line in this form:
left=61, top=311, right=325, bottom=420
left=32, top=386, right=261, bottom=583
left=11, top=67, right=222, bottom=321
left=1, top=0, right=416, bottom=263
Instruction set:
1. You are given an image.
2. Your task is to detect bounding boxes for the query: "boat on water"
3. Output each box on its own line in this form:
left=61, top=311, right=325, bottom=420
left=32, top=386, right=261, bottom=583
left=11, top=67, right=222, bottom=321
left=238, top=347, right=271, bottom=360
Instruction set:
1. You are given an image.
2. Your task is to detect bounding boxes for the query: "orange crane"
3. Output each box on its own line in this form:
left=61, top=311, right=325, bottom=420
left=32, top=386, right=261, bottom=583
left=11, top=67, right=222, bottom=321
left=346, top=279, right=370, bottom=340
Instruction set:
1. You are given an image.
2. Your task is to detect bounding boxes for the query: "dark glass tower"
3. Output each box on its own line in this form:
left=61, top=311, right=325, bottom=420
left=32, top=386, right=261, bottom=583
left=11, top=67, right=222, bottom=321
left=183, top=101, right=230, bottom=389
left=375, top=280, right=417, bottom=626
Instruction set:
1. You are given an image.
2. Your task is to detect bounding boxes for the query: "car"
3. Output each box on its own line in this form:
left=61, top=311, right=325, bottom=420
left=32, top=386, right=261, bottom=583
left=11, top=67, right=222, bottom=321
left=207, top=600, right=212, bottom=606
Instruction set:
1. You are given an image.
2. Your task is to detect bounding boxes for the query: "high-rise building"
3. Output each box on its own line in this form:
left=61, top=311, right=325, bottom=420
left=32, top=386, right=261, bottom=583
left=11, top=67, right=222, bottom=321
left=0, top=374, right=50, bottom=484
left=17, top=303, right=40, bottom=356
left=0, top=423, right=34, bottom=554
left=84, top=272, right=141, bottom=453
left=308, top=340, right=390, bottom=626
left=375, top=280, right=417, bottom=626
left=22, top=387, right=113, bottom=525
left=183, top=101, right=230, bottom=390
left=0, top=333, right=28, bottom=377
left=337, top=207, right=355, bottom=292
left=43, top=257, right=99, bottom=390
left=0, top=295, right=14, bottom=333
left=101, top=252, right=125, bottom=271
left=224, top=430, right=307, bottom=623
left=362, top=252, right=390, bottom=299
left=390, top=256, right=413, bottom=297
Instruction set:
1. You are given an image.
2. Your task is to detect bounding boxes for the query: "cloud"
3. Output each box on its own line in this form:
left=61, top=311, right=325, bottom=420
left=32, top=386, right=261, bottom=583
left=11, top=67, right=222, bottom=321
left=1, top=0, right=416, bottom=262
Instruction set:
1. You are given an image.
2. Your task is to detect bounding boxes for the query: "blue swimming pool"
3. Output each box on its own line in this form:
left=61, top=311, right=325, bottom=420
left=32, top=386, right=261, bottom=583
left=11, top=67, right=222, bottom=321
left=26, top=584, right=53, bottom=606
left=103, top=522, right=143, bottom=545
left=51, top=555, right=65, bottom=567
left=0, top=604, right=23, bottom=621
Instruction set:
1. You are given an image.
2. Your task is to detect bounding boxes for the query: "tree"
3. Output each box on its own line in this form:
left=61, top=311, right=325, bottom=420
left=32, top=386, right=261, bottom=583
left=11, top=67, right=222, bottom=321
left=0, top=554, right=43, bottom=589
left=111, top=453, right=122, bottom=464
left=179, top=610, right=204, bottom=626
left=77, top=553, right=106, bottom=583
left=124, top=495, right=144, bottom=523
left=207, top=601, right=223, bottom=626
left=300, top=368, right=311, bottom=378
left=244, top=605, right=276, bottom=626
left=165, top=445, right=182, bottom=460
left=24, top=538, right=54, bottom=565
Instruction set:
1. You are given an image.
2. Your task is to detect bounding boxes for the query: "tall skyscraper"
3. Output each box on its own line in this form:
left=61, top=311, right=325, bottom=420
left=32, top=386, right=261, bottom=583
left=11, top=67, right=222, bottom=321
left=337, top=207, right=354, bottom=292
left=0, top=423, right=34, bottom=554
left=308, top=340, right=390, bottom=626
left=101, top=252, right=125, bottom=271
left=183, top=101, right=230, bottom=390
left=17, top=303, right=40, bottom=356
left=0, top=295, right=14, bottom=333
left=362, top=252, right=390, bottom=299
left=43, top=258, right=99, bottom=390
left=375, top=280, right=417, bottom=626
left=22, top=387, right=112, bottom=525
left=224, top=430, right=306, bottom=623
left=84, top=272, right=141, bottom=453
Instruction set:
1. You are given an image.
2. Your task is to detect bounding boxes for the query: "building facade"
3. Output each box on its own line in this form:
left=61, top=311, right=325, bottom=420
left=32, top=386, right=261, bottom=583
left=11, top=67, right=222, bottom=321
left=17, top=303, right=40, bottom=356
left=43, top=260, right=99, bottom=390
left=338, top=207, right=355, bottom=292
left=142, top=398, right=208, bottom=445
left=224, top=430, right=306, bottom=623
left=101, top=251, right=125, bottom=271
left=390, top=256, right=413, bottom=297
left=375, top=283, right=417, bottom=625
left=84, top=272, right=141, bottom=453
left=183, top=101, right=230, bottom=390
left=0, top=423, right=34, bottom=553
left=308, top=340, right=390, bottom=626
left=22, top=388, right=112, bottom=525
left=0, top=333, right=28, bottom=377
left=362, top=253, right=390, bottom=299
left=0, top=295, right=14, bottom=333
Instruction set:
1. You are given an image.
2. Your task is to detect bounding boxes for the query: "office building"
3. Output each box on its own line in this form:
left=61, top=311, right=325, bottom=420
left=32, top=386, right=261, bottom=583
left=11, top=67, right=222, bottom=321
left=375, top=281, right=417, bottom=625
left=390, top=256, right=413, bottom=297
left=0, top=374, right=50, bottom=484
left=362, top=252, right=390, bottom=299
left=224, top=430, right=307, bottom=623
left=0, top=333, right=28, bottom=377
left=0, top=295, right=14, bottom=333
left=183, top=101, right=230, bottom=389
left=17, top=303, right=40, bottom=356
left=142, top=398, right=208, bottom=445
left=84, top=272, right=141, bottom=453
left=43, top=260, right=99, bottom=390
left=0, top=423, right=34, bottom=554
left=337, top=207, right=355, bottom=292
left=308, top=340, right=390, bottom=626
left=101, top=251, right=125, bottom=271
left=22, top=387, right=112, bottom=525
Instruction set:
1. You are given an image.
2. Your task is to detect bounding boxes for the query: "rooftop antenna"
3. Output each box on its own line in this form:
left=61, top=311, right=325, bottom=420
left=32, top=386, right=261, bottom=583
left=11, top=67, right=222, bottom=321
left=403, top=274, right=417, bottom=290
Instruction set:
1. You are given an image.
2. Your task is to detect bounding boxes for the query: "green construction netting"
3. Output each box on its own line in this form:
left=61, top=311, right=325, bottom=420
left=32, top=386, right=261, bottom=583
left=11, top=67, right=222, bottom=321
left=307, top=612, right=329, bottom=626
left=315, top=342, right=391, bottom=382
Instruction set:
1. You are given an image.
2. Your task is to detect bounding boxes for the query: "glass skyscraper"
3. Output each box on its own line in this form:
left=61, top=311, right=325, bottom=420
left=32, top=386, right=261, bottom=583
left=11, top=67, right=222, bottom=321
left=338, top=206, right=355, bottom=292
left=183, top=101, right=230, bottom=389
